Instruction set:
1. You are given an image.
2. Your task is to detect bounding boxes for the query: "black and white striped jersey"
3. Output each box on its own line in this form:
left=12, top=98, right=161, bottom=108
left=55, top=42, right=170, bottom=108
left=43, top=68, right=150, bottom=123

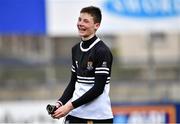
left=59, top=35, right=113, bottom=119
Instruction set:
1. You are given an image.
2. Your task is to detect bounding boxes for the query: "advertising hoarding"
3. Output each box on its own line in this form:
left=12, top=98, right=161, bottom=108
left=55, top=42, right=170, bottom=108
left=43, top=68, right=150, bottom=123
left=46, top=0, right=180, bottom=36
left=0, top=0, right=179, bottom=35
left=113, top=104, right=176, bottom=124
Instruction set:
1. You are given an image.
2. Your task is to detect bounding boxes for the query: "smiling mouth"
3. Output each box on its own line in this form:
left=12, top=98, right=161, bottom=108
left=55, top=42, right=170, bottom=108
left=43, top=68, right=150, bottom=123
left=78, top=26, right=86, bottom=32
left=78, top=28, right=86, bottom=32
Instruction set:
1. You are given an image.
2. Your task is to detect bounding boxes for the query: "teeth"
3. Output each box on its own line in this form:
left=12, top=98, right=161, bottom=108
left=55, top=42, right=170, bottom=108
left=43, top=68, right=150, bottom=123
left=78, top=27, right=85, bottom=31
left=79, top=29, right=85, bottom=31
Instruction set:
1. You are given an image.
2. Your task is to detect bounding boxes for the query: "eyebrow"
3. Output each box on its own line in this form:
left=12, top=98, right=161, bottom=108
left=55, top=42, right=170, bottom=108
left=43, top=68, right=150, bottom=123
left=78, top=17, right=90, bottom=21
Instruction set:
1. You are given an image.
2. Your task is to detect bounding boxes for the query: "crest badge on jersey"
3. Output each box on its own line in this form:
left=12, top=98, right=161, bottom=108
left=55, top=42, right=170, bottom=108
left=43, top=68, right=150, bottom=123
left=87, top=61, right=93, bottom=70
left=102, top=61, right=107, bottom=67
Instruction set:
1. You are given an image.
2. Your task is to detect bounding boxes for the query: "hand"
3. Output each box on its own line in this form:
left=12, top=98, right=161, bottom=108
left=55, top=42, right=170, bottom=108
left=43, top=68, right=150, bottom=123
left=52, top=102, right=74, bottom=119
left=49, top=101, right=62, bottom=119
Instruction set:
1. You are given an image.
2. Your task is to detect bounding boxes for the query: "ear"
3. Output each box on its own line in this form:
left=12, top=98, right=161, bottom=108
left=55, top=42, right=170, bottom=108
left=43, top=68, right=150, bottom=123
left=94, top=23, right=100, bottom=30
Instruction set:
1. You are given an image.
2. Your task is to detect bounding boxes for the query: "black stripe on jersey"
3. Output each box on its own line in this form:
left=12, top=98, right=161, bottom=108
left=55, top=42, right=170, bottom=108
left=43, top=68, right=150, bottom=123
left=95, top=67, right=110, bottom=74
left=77, top=75, right=110, bottom=84
left=77, top=76, right=95, bottom=84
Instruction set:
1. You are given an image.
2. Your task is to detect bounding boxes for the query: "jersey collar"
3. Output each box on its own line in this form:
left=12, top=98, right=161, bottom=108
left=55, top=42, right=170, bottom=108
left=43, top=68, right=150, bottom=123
left=80, top=38, right=100, bottom=52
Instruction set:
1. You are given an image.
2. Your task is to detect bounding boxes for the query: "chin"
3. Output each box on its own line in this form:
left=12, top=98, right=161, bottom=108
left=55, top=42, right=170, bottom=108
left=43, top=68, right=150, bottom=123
left=79, top=34, right=86, bottom=37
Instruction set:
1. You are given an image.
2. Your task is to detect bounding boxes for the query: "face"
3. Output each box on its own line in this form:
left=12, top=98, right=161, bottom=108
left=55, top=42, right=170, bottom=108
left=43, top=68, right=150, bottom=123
left=77, top=13, right=100, bottom=40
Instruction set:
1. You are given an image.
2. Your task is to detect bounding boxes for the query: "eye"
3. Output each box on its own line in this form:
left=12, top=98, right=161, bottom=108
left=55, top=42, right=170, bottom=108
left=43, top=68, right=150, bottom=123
left=84, top=19, right=89, bottom=23
left=78, top=17, right=81, bottom=22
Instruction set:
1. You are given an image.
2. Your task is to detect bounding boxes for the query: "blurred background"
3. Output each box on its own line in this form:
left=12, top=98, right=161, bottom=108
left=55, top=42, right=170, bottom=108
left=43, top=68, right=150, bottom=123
left=0, top=0, right=180, bottom=123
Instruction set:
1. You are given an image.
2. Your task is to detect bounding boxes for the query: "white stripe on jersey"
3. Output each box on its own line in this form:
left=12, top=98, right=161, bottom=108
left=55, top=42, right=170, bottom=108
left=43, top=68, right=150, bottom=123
left=95, top=67, right=109, bottom=74
left=71, top=65, right=76, bottom=72
left=77, top=79, right=94, bottom=83
left=106, top=81, right=110, bottom=83
left=77, top=76, right=95, bottom=80
left=72, top=65, right=75, bottom=69
left=71, top=68, right=75, bottom=72
left=77, top=75, right=110, bottom=84
left=95, top=71, right=109, bottom=74
left=95, top=67, right=109, bottom=71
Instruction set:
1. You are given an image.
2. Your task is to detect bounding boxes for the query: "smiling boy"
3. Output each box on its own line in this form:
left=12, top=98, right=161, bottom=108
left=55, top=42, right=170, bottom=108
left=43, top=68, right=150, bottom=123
left=52, top=6, right=113, bottom=124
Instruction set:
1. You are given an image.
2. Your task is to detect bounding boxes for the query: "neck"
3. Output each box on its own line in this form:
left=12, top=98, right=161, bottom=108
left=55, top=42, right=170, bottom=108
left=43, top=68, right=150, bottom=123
left=81, top=34, right=95, bottom=41
left=81, top=35, right=97, bottom=49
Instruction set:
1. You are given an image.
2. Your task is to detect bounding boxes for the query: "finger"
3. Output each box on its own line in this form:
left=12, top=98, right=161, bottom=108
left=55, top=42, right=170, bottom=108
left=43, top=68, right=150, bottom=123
left=51, top=115, right=57, bottom=119
left=54, top=111, right=65, bottom=118
left=51, top=114, right=61, bottom=120
left=53, top=111, right=62, bottom=118
left=52, top=109, right=60, bottom=116
left=54, top=112, right=63, bottom=118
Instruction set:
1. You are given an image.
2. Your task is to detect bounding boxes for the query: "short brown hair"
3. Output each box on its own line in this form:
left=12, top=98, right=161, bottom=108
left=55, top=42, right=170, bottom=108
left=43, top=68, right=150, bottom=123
left=80, top=6, right=102, bottom=24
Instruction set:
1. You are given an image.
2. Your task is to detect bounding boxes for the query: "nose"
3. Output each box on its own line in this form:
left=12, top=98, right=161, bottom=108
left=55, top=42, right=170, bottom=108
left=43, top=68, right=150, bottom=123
left=77, top=21, right=81, bottom=26
left=77, top=19, right=84, bottom=26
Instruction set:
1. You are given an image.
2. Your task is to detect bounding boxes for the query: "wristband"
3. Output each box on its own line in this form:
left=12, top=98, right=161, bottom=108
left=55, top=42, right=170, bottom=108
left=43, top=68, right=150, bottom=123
left=56, top=101, right=63, bottom=106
